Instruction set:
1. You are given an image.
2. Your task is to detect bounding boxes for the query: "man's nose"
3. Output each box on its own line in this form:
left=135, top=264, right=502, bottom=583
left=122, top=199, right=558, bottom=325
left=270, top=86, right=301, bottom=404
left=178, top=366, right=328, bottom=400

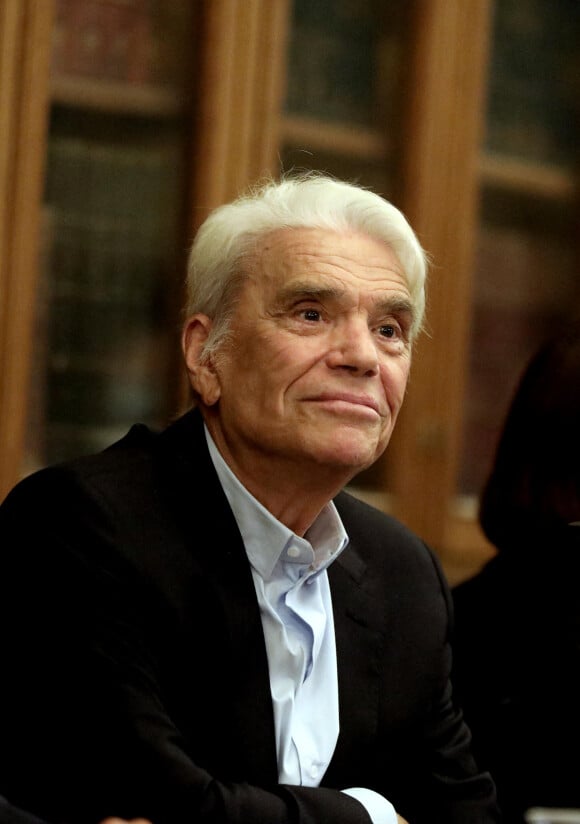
left=326, top=321, right=379, bottom=376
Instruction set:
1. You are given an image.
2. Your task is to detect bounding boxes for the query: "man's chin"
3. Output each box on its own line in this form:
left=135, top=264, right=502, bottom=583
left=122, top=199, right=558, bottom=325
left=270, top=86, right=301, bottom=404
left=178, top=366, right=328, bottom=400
left=313, top=439, right=383, bottom=475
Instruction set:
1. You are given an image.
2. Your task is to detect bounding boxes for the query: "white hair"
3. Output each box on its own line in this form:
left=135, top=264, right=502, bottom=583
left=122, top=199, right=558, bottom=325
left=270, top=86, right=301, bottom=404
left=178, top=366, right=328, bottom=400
left=186, top=173, right=428, bottom=357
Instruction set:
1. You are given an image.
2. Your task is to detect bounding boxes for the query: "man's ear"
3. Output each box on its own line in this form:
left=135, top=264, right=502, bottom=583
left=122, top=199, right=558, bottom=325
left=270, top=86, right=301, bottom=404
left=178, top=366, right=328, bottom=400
left=181, top=314, right=221, bottom=406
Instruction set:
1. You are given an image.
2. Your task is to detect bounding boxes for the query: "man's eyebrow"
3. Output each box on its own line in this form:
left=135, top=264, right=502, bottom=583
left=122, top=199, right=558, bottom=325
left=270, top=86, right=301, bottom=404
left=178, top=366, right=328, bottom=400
left=375, top=296, right=415, bottom=319
left=274, top=281, right=347, bottom=303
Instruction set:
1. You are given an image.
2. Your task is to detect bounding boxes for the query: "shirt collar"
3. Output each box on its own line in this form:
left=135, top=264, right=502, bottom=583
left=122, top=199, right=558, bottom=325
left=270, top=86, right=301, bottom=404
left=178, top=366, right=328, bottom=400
left=205, top=425, right=349, bottom=581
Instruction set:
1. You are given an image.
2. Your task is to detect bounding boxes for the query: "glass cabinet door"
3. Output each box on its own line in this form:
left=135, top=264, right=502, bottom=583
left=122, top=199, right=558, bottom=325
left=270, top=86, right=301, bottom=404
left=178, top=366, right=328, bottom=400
left=459, top=0, right=580, bottom=500
left=25, top=0, right=198, bottom=470
left=281, top=0, right=409, bottom=197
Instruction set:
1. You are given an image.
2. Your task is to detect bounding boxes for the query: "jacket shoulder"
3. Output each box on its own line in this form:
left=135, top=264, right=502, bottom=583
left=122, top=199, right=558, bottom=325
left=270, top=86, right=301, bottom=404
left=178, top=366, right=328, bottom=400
left=334, top=489, right=449, bottom=606
left=336, top=489, right=437, bottom=563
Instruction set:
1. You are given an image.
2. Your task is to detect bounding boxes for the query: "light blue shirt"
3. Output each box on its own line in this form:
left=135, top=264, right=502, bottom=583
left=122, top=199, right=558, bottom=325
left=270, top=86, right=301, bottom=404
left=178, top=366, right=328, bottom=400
left=205, top=427, right=396, bottom=824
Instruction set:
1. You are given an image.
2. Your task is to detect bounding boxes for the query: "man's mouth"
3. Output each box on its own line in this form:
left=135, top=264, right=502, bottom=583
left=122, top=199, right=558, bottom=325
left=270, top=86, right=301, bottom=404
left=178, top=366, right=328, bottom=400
left=305, top=393, right=381, bottom=417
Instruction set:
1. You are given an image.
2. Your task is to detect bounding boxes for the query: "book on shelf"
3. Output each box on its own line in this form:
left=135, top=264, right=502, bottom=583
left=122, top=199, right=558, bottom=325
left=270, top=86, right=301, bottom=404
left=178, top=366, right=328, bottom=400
left=485, top=0, right=580, bottom=167
left=285, top=0, right=382, bottom=127
left=52, top=0, right=195, bottom=89
left=42, top=129, right=183, bottom=464
left=52, top=0, right=153, bottom=84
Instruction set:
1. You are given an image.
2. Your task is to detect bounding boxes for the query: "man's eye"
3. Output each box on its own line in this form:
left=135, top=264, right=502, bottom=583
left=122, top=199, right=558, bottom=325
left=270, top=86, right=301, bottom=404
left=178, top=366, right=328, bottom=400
left=379, top=324, right=398, bottom=338
left=301, top=308, right=321, bottom=322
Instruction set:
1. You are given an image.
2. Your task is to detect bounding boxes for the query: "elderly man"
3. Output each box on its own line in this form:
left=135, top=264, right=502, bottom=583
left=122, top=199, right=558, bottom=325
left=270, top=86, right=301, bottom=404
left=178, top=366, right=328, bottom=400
left=0, top=175, right=499, bottom=824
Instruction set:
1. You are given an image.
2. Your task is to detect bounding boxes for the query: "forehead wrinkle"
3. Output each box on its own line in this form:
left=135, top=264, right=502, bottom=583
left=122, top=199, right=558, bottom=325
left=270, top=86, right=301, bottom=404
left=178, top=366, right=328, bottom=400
left=296, top=247, right=401, bottom=281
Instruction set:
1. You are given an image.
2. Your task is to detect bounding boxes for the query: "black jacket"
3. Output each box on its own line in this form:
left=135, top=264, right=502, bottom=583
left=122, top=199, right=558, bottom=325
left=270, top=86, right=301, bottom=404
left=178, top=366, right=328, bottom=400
left=0, top=409, right=498, bottom=824
left=0, top=797, right=47, bottom=824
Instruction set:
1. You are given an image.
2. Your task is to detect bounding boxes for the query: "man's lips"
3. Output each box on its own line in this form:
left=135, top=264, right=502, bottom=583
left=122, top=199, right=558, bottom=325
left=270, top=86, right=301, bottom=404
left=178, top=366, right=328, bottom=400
left=304, top=393, right=382, bottom=416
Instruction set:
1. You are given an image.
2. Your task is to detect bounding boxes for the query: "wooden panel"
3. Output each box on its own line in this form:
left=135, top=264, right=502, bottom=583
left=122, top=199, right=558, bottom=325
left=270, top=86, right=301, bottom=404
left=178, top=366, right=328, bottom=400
left=0, top=0, right=54, bottom=501
left=387, top=0, right=493, bottom=557
left=189, top=0, right=291, bottom=230
left=0, top=2, right=21, bottom=310
left=251, top=0, right=291, bottom=178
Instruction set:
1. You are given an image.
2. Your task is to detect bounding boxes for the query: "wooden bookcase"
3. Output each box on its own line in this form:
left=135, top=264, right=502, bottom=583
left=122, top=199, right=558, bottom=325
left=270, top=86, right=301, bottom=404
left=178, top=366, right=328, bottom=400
left=1, top=0, right=577, bottom=584
left=0, top=0, right=290, bottom=487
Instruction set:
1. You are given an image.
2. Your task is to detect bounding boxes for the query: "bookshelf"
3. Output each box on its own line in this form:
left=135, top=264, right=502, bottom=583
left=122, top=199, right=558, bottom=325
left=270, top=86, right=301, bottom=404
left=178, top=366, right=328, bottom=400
left=51, top=74, right=189, bottom=116
left=282, top=114, right=577, bottom=202
left=27, top=0, right=198, bottom=468
left=479, top=154, right=577, bottom=201
left=0, top=0, right=577, bottom=585
left=0, top=0, right=290, bottom=492
left=281, top=116, right=388, bottom=162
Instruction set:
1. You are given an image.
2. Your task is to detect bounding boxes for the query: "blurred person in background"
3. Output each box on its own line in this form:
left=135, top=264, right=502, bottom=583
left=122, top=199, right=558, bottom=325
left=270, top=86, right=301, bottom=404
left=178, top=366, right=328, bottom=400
left=452, top=319, right=580, bottom=823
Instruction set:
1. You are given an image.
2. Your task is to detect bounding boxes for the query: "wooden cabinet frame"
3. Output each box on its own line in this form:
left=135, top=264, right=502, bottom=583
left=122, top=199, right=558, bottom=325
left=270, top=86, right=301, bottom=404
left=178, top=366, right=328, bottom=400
left=0, top=0, right=54, bottom=501
left=189, top=0, right=291, bottom=228
left=389, top=0, right=496, bottom=577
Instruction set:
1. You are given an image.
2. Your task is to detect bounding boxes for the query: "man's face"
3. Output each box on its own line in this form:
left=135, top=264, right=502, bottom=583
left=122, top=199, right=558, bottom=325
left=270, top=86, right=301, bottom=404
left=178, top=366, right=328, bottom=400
left=189, top=227, right=414, bottom=483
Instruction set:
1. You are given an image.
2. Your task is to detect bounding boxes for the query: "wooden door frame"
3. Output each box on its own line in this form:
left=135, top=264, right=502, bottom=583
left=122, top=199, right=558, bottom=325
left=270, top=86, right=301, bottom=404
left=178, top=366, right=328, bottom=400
left=188, top=0, right=291, bottom=230
left=389, top=0, right=495, bottom=576
left=0, top=0, right=54, bottom=501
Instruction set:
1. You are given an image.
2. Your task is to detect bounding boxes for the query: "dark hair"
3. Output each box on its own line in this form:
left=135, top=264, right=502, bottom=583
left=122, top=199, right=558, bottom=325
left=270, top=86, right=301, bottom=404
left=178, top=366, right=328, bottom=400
left=479, top=319, right=580, bottom=548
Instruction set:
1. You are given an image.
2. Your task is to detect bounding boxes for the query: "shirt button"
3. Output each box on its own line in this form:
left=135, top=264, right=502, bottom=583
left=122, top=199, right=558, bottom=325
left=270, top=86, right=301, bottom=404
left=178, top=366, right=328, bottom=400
left=309, top=765, right=320, bottom=779
left=287, top=546, right=300, bottom=558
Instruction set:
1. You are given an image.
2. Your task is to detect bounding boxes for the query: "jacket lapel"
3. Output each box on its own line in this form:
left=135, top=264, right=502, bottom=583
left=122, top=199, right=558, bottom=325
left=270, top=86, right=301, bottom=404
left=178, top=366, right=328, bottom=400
left=325, top=524, right=385, bottom=784
left=156, top=410, right=279, bottom=784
